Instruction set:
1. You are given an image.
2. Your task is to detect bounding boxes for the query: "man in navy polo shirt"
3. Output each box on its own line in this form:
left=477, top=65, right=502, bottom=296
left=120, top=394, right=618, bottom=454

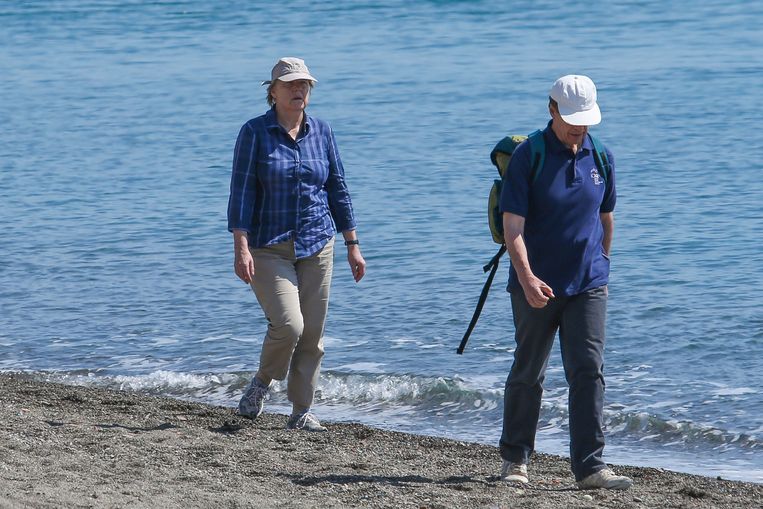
left=498, top=75, right=632, bottom=490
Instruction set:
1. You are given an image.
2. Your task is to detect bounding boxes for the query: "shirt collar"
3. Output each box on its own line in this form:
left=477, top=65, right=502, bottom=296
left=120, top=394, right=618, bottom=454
left=264, top=107, right=312, bottom=135
left=542, top=120, right=593, bottom=154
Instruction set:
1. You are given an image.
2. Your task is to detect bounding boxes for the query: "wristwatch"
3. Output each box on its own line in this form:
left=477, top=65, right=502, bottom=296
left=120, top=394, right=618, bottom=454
left=344, top=239, right=360, bottom=246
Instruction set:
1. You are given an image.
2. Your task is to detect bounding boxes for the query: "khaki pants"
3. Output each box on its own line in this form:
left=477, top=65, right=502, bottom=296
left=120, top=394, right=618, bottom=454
left=250, top=238, right=334, bottom=411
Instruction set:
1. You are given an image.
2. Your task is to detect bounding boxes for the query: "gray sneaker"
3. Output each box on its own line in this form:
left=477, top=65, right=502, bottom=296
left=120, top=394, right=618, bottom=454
left=237, top=377, right=270, bottom=419
left=500, top=461, right=529, bottom=484
left=286, top=411, right=327, bottom=432
left=578, top=468, right=633, bottom=490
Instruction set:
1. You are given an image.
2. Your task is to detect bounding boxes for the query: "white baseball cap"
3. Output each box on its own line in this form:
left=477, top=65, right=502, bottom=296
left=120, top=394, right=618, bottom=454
left=549, top=75, right=601, bottom=126
left=261, top=57, right=318, bottom=86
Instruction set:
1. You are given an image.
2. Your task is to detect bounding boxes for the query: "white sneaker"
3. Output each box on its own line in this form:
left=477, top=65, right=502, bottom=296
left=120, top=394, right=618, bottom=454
left=286, top=411, right=327, bottom=432
left=578, top=468, right=633, bottom=490
left=500, top=461, right=528, bottom=484
left=237, top=377, right=270, bottom=419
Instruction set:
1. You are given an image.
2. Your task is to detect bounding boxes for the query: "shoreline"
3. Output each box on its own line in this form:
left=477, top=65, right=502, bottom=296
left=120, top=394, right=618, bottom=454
left=1, top=374, right=760, bottom=508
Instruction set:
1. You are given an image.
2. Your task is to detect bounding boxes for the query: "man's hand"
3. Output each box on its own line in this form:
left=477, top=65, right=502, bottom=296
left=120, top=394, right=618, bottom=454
left=503, top=212, right=553, bottom=308
left=520, top=275, right=555, bottom=308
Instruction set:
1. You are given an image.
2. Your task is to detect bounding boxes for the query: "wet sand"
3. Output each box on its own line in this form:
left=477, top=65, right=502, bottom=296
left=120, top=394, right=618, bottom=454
left=0, top=374, right=760, bottom=508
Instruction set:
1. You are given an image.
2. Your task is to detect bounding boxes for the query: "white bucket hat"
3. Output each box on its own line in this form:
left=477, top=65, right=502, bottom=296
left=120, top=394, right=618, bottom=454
left=261, top=57, right=317, bottom=86
left=549, top=75, right=601, bottom=126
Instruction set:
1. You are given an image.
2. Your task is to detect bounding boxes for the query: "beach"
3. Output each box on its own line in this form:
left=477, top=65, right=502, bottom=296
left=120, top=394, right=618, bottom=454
left=1, top=374, right=759, bottom=509
left=3, top=0, right=763, bottom=486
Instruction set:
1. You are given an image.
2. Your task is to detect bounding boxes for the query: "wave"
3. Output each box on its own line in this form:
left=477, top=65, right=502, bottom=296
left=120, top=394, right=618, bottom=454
left=605, top=410, right=759, bottom=452
left=8, top=368, right=759, bottom=454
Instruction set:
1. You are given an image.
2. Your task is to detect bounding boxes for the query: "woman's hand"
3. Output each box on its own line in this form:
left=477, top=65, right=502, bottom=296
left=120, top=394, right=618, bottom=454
left=234, top=248, right=255, bottom=284
left=232, top=230, right=254, bottom=284
left=347, top=246, right=366, bottom=282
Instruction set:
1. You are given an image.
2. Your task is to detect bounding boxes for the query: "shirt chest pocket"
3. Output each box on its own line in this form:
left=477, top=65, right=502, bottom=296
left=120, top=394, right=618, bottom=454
left=298, top=151, right=330, bottom=187
left=259, top=145, right=299, bottom=188
left=259, top=141, right=329, bottom=188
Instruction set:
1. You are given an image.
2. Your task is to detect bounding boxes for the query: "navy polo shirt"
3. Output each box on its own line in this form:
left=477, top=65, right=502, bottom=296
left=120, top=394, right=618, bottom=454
left=499, top=121, right=616, bottom=297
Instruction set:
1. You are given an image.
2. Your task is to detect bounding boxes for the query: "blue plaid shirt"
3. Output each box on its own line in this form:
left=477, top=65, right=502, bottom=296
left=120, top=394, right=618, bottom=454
left=227, top=108, right=356, bottom=259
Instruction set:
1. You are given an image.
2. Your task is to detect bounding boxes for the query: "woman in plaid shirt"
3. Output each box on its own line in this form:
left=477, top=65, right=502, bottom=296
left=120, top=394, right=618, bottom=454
left=228, top=57, right=366, bottom=432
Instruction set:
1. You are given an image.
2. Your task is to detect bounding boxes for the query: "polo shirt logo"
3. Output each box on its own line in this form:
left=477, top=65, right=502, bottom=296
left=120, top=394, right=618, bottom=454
left=590, top=168, right=603, bottom=186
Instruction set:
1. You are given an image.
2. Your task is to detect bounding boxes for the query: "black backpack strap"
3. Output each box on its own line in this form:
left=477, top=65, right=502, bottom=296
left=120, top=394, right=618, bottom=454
left=457, top=244, right=507, bottom=355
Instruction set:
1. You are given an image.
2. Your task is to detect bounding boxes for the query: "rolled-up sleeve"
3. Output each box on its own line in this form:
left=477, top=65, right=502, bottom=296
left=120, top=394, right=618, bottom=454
left=227, top=122, right=258, bottom=232
left=324, top=128, right=356, bottom=232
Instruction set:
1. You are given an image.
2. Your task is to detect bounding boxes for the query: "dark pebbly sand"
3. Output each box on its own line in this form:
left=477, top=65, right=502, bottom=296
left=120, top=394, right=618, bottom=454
left=1, top=374, right=760, bottom=509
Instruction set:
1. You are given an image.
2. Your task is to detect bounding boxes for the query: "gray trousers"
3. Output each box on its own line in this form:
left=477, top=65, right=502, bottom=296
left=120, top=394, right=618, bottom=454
left=250, top=238, right=334, bottom=412
left=500, top=285, right=608, bottom=481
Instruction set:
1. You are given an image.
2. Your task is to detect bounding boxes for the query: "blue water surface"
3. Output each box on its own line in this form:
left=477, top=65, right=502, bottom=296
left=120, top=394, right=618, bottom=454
left=1, top=0, right=761, bottom=482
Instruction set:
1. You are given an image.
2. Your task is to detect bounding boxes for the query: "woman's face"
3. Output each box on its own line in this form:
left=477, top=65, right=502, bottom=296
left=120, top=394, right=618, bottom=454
left=271, top=79, right=311, bottom=113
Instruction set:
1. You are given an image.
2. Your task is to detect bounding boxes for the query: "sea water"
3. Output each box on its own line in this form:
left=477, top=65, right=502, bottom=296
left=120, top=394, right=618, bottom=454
left=1, top=0, right=761, bottom=483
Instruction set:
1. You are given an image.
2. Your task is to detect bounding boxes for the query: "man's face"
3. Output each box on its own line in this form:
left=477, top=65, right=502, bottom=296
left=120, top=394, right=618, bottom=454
left=550, top=105, right=589, bottom=149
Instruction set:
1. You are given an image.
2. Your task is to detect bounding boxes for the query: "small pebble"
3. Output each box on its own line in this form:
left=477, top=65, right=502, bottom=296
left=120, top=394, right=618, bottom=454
left=582, top=494, right=593, bottom=501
